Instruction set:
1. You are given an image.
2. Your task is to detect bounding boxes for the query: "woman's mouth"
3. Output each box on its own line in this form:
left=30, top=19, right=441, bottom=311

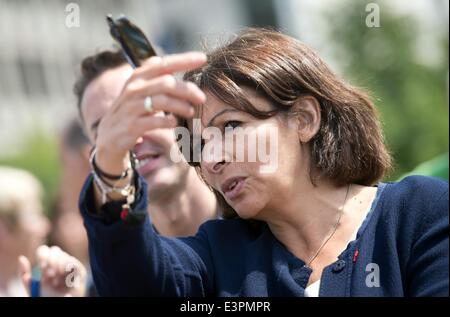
left=221, top=177, right=246, bottom=200
left=136, top=154, right=163, bottom=176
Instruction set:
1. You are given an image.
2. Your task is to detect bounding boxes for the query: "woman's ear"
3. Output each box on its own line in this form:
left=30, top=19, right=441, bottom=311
left=294, top=96, right=321, bottom=143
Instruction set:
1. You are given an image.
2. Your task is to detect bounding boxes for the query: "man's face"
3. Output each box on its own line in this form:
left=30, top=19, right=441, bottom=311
left=80, top=64, right=190, bottom=197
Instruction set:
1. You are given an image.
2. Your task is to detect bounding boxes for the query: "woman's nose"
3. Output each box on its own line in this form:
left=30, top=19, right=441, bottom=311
left=202, top=145, right=230, bottom=174
left=201, top=137, right=232, bottom=174
left=203, top=159, right=227, bottom=174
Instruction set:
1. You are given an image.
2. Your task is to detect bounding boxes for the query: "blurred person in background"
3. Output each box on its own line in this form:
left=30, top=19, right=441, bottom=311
left=49, top=118, right=96, bottom=295
left=50, top=118, right=91, bottom=268
left=0, top=166, right=86, bottom=297
left=0, top=166, right=50, bottom=296
left=74, top=50, right=218, bottom=237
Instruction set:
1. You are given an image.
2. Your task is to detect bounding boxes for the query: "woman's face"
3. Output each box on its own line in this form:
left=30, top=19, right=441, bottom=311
left=197, top=89, right=310, bottom=220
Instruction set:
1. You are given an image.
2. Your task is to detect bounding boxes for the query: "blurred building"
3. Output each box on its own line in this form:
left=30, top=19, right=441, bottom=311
left=0, top=0, right=447, bottom=161
left=0, top=0, right=278, bottom=156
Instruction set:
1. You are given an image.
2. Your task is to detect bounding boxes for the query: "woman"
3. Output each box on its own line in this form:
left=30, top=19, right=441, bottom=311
left=79, top=28, right=448, bottom=296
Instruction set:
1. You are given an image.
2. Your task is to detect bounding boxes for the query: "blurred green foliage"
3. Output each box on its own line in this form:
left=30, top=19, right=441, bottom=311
left=400, top=152, right=448, bottom=180
left=0, top=130, right=60, bottom=217
left=325, top=1, right=449, bottom=180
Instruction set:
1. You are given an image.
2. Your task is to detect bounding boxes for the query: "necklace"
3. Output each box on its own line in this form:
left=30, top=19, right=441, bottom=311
left=305, top=183, right=351, bottom=269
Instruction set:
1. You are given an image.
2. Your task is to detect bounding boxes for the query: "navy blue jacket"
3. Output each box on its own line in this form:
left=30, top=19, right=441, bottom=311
left=79, top=175, right=448, bottom=296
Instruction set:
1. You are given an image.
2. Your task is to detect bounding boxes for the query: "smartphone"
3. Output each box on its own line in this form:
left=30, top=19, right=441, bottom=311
left=106, top=14, right=157, bottom=68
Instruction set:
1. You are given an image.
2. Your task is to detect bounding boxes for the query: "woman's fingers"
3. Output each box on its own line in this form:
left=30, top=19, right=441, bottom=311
left=120, top=95, right=195, bottom=120
left=142, top=76, right=205, bottom=105
left=122, top=76, right=205, bottom=108
left=95, top=51, right=207, bottom=164
left=134, top=114, right=178, bottom=132
left=101, top=112, right=178, bottom=146
left=132, top=52, right=207, bottom=80
left=111, top=77, right=204, bottom=120
left=148, top=94, right=195, bottom=118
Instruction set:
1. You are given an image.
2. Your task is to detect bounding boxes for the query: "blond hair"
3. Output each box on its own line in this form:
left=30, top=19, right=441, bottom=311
left=0, top=166, right=44, bottom=229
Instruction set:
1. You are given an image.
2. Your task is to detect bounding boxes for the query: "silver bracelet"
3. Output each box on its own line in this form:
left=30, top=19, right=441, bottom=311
left=92, top=170, right=135, bottom=205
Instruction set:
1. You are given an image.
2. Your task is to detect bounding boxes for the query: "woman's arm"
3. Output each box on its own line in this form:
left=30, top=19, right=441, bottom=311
left=79, top=174, right=214, bottom=296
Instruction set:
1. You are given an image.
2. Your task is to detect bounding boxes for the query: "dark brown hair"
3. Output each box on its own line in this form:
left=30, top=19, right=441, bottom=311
left=73, top=50, right=126, bottom=120
left=183, top=28, right=392, bottom=219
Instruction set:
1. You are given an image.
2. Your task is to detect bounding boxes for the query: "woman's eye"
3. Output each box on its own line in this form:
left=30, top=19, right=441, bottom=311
left=224, top=121, right=241, bottom=130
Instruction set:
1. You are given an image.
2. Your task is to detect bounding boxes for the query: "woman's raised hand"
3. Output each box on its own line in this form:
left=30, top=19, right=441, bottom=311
left=95, top=52, right=207, bottom=176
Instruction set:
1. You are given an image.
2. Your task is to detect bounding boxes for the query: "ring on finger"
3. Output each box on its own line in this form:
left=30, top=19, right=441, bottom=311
left=144, top=96, right=153, bottom=112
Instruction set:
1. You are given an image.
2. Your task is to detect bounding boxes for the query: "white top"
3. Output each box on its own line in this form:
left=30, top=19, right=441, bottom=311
left=304, top=205, right=371, bottom=297
left=304, top=278, right=321, bottom=297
